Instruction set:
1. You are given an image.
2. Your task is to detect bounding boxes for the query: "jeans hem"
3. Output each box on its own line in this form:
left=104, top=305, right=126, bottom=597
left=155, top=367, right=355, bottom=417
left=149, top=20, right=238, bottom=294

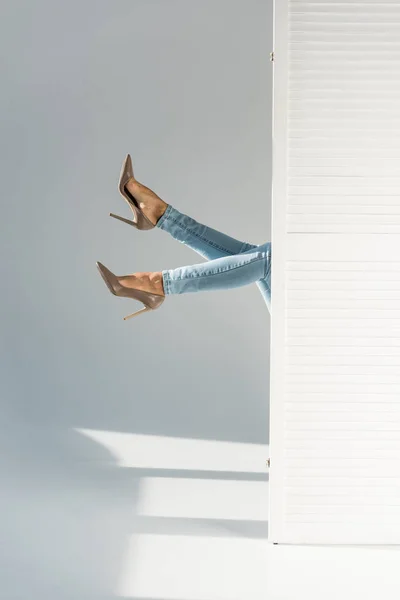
left=162, top=270, right=171, bottom=295
left=156, top=203, right=174, bottom=229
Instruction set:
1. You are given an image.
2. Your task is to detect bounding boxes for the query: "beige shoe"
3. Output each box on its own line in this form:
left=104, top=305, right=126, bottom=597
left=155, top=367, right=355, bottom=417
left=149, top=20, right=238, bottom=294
left=109, top=154, right=155, bottom=230
left=96, top=261, right=165, bottom=320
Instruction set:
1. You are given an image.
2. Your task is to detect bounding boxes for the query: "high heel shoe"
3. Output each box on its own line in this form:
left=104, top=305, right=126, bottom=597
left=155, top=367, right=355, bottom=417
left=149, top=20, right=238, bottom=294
left=109, top=154, right=155, bottom=230
left=96, top=261, right=165, bottom=320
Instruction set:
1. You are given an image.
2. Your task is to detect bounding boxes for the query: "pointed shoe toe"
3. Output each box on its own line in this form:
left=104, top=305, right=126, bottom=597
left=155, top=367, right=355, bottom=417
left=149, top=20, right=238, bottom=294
left=110, top=154, right=155, bottom=230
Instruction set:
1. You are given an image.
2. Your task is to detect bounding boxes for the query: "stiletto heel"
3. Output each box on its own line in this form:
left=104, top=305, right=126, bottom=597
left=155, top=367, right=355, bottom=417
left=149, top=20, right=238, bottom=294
left=124, top=306, right=152, bottom=320
left=109, top=212, right=136, bottom=227
left=96, top=262, right=165, bottom=321
left=111, top=154, right=155, bottom=231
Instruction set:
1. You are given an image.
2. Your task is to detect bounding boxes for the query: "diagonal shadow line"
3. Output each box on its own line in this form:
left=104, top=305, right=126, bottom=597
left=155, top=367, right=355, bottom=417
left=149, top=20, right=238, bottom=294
left=133, top=515, right=269, bottom=539
left=122, top=468, right=269, bottom=481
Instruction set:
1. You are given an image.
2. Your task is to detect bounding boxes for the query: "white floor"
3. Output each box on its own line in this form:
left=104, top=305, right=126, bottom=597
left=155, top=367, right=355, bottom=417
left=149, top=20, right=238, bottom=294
left=77, top=429, right=400, bottom=600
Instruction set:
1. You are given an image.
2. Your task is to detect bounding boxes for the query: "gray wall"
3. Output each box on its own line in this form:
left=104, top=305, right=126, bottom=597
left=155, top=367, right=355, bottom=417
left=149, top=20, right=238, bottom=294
left=0, top=1, right=272, bottom=597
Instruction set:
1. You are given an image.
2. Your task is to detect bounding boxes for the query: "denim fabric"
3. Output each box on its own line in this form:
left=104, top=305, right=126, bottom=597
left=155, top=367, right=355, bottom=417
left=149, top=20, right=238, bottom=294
left=156, top=204, right=271, bottom=313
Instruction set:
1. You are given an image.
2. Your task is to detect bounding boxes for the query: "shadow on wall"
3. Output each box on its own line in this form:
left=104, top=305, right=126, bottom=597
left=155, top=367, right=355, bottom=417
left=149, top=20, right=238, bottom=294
left=0, top=421, right=269, bottom=599
left=0, top=423, right=133, bottom=599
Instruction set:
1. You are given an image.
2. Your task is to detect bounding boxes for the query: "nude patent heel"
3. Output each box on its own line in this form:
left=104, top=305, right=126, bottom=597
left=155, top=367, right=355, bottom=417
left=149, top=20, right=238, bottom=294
left=96, top=261, right=165, bottom=321
left=110, top=154, right=155, bottom=230
left=123, top=305, right=152, bottom=320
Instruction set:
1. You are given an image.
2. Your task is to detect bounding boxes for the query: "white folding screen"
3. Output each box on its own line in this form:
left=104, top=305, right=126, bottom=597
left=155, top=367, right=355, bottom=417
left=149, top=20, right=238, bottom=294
left=269, top=0, right=400, bottom=544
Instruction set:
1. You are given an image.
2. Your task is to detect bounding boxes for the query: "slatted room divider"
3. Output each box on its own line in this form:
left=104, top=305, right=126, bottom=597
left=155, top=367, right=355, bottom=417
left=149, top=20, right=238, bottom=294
left=269, top=0, right=400, bottom=544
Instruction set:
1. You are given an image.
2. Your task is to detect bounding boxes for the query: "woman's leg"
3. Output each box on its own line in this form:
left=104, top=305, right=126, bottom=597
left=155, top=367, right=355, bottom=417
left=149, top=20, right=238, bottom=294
left=123, top=178, right=271, bottom=310
left=156, top=203, right=258, bottom=260
left=157, top=205, right=272, bottom=312
left=162, top=241, right=271, bottom=298
left=124, top=176, right=258, bottom=258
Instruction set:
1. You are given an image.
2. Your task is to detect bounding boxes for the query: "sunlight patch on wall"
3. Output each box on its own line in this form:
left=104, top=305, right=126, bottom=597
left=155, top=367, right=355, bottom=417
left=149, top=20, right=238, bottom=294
left=137, top=477, right=268, bottom=521
left=75, top=428, right=268, bottom=472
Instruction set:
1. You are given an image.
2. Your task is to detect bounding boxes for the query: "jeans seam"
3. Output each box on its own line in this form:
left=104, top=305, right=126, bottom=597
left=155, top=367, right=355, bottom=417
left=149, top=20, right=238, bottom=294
left=173, top=256, right=267, bottom=281
left=162, top=213, right=246, bottom=257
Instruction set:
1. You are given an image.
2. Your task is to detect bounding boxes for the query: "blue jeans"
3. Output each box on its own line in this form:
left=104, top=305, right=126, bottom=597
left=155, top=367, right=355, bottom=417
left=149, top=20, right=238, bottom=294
left=156, top=204, right=271, bottom=313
